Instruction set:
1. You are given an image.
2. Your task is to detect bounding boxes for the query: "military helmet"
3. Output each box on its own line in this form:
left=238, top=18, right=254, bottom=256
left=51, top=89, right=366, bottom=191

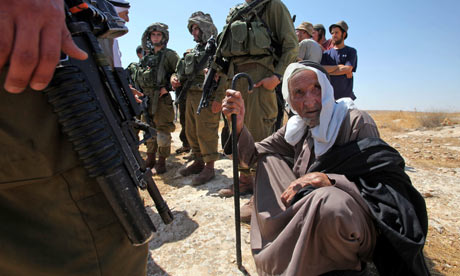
left=142, top=22, right=170, bottom=50
left=187, top=11, right=217, bottom=43
left=136, top=45, right=143, bottom=54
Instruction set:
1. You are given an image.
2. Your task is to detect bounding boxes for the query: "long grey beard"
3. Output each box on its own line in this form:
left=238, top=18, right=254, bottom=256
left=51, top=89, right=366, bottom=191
left=303, top=117, right=315, bottom=127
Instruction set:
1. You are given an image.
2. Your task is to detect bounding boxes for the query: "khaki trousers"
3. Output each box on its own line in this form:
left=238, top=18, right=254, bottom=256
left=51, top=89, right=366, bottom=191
left=146, top=92, right=176, bottom=158
left=185, top=90, right=221, bottom=163
left=234, top=63, right=278, bottom=143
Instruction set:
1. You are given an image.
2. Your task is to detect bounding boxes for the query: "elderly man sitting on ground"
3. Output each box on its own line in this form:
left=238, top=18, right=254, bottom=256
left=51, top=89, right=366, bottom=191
left=221, top=61, right=430, bottom=276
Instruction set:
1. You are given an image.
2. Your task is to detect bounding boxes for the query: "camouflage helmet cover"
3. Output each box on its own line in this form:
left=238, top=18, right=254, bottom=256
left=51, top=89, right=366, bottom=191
left=187, top=11, right=217, bottom=43
left=142, top=22, right=170, bottom=50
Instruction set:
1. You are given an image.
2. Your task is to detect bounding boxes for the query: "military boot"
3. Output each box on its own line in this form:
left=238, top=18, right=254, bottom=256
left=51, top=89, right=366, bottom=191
left=179, top=160, right=204, bottom=177
left=192, top=161, right=215, bottom=186
left=218, top=174, right=254, bottom=197
left=152, top=156, right=166, bottom=175
left=145, top=152, right=156, bottom=169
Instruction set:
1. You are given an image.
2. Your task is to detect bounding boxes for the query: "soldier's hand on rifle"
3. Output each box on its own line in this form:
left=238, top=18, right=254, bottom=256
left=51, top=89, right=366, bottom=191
left=0, top=0, right=88, bottom=94
left=129, top=85, right=143, bottom=104
left=170, top=74, right=181, bottom=90
left=253, top=75, right=280, bottom=91
left=159, top=87, right=169, bottom=97
left=222, top=89, right=245, bottom=136
left=211, top=100, right=222, bottom=114
left=204, top=68, right=219, bottom=82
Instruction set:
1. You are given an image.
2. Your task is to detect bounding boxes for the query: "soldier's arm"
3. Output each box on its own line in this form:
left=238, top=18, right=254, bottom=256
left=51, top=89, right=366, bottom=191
left=162, top=50, right=180, bottom=91
left=265, top=0, right=299, bottom=77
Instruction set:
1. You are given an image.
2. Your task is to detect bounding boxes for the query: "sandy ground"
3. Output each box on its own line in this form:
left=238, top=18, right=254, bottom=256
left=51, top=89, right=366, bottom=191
left=140, top=114, right=460, bottom=276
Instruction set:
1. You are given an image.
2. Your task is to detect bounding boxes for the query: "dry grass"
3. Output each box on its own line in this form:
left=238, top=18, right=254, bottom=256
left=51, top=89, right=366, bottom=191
left=367, top=110, right=460, bottom=132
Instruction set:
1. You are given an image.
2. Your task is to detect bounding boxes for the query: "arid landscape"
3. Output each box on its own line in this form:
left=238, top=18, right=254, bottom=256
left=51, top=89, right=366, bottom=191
left=140, top=110, right=460, bottom=276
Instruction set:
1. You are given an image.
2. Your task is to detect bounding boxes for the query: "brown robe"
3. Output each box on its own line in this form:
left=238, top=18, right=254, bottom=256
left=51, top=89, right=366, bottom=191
left=238, top=109, right=380, bottom=275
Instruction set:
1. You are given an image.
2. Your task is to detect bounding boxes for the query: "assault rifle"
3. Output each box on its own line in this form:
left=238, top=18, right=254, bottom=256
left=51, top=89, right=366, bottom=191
left=198, top=0, right=269, bottom=114
left=44, top=0, right=173, bottom=246
left=174, top=36, right=216, bottom=106
left=125, top=69, right=155, bottom=144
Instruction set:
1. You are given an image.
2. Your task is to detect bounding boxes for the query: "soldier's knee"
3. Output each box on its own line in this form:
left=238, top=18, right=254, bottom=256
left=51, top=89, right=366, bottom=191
left=157, top=132, right=171, bottom=147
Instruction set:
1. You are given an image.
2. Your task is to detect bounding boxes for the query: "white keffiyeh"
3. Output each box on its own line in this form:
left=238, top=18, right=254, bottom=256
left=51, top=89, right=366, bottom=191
left=282, top=63, right=356, bottom=156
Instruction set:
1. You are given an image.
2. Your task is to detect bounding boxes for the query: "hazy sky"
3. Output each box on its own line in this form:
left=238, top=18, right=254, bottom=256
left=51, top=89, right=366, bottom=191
left=117, top=0, right=460, bottom=112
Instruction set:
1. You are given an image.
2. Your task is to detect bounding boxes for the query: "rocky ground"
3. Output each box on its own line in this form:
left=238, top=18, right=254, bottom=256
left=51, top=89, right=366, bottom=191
left=139, top=111, right=460, bottom=276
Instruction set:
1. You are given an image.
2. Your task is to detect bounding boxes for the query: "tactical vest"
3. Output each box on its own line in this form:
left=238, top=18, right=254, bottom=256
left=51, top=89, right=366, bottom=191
left=181, top=45, right=207, bottom=89
left=218, top=2, right=273, bottom=58
left=127, top=62, right=139, bottom=82
left=137, top=49, right=169, bottom=90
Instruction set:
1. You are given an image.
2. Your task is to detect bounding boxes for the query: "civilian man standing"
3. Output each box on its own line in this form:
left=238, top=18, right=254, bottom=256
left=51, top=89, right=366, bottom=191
left=295, top=21, right=322, bottom=63
left=321, top=21, right=358, bottom=100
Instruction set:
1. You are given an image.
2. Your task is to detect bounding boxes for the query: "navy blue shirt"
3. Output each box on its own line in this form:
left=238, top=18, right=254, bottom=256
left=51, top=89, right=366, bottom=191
left=321, top=46, right=358, bottom=100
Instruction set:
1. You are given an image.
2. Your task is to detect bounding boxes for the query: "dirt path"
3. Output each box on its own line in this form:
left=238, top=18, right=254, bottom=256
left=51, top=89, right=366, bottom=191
left=141, top=120, right=460, bottom=276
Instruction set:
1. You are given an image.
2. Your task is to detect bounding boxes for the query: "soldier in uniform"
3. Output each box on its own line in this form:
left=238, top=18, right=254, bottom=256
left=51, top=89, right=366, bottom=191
left=216, top=0, right=298, bottom=204
left=126, top=45, right=144, bottom=91
left=171, top=11, right=222, bottom=185
left=0, top=0, right=148, bottom=275
left=173, top=49, right=192, bottom=155
left=135, top=23, right=179, bottom=174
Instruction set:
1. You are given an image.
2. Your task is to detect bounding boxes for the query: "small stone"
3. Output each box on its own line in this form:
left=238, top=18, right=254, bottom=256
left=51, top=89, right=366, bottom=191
left=423, top=192, right=434, bottom=198
left=429, top=219, right=444, bottom=234
left=413, top=148, right=421, bottom=153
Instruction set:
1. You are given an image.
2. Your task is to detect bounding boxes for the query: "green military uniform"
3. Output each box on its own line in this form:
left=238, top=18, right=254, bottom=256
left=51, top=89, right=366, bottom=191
left=136, top=23, right=179, bottom=158
left=127, top=61, right=140, bottom=86
left=0, top=69, right=147, bottom=275
left=176, top=12, right=222, bottom=163
left=217, top=0, right=298, bottom=142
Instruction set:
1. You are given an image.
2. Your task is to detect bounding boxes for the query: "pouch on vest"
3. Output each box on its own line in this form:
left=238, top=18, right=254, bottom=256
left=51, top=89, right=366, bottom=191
left=248, top=21, right=272, bottom=56
left=141, top=68, right=154, bottom=87
left=220, top=19, right=272, bottom=58
left=184, top=54, right=195, bottom=75
left=220, top=20, right=249, bottom=57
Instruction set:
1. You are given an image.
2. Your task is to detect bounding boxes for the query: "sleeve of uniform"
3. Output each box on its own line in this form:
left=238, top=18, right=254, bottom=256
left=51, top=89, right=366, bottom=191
left=265, top=0, right=299, bottom=76
left=175, top=57, right=186, bottom=83
left=163, top=50, right=180, bottom=90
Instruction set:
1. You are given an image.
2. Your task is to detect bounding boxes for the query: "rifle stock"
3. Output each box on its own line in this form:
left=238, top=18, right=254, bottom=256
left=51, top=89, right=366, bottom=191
left=44, top=0, right=173, bottom=246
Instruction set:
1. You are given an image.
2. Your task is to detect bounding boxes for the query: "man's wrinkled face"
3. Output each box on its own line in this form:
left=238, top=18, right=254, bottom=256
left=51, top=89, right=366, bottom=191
left=150, top=31, right=163, bottom=45
left=289, top=70, right=322, bottom=127
left=191, top=24, right=202, bottom=43
left=331, top=27, right=345, bottom=45
left=295, top=29, right=308, bottom=42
